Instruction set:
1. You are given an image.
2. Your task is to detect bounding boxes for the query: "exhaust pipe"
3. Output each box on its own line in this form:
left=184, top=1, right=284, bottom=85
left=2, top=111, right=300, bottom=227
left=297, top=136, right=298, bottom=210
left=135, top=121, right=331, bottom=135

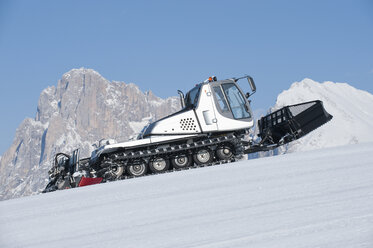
left=177, top=90, right=185, bottom=108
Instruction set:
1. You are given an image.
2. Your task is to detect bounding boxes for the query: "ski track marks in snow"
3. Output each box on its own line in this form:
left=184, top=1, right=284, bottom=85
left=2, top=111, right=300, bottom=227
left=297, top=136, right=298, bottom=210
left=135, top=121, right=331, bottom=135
left=1, top=142, right=373, bottom=248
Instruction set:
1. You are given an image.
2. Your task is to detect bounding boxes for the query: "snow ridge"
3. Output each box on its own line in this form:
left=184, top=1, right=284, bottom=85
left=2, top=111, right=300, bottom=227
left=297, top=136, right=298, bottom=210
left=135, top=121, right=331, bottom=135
left=273, top=78, right=373, bottom=153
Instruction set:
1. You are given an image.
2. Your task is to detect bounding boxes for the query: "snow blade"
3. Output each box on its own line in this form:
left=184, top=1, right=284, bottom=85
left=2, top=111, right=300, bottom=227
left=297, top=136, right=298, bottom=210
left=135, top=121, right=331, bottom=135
left=244, top=100, right=332, bottom=153
left=258, top=100, right=333, bottom=145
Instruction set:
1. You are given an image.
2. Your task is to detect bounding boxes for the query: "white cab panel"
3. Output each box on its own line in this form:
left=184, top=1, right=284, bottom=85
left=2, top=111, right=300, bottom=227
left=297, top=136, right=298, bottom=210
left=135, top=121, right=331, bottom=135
left=149, top=134, right=198, bottom=144
left=214, top=110, right=254, bottom=131
left=195, top=84, right=218, bottom=132
left=94, top=134, right=199, bottom=158
left=149, top=110, right=201, bottom=135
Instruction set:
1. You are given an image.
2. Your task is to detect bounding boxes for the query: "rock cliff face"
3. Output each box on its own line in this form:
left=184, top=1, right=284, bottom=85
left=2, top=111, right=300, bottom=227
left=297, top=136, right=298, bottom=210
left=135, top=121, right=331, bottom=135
left=0, top=68, right=180, bottom=200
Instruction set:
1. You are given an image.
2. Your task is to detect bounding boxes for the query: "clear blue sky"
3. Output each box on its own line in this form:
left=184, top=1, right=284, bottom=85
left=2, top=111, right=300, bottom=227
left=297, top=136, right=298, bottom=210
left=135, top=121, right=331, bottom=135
left=0, top=0, right=372, bottom=155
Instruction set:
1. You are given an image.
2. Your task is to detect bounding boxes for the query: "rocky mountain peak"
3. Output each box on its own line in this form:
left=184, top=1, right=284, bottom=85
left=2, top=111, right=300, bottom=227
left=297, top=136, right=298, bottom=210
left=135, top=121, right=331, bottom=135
left=0, top=69, right=180, bottom=200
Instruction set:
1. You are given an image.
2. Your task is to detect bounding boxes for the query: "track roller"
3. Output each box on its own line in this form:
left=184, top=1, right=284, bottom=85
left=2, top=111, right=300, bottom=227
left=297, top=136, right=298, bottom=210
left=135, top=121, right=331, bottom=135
left=107, top=163, right=124, bottom=179
left=127, top=160, right=148, bottom=177
left=171, top=154, right=193, bottom=169
left=149, top=157, right=170, bottom=173
left=193, top=148, right=213, bottom=165
left=216, top=144, right=234, bottom=160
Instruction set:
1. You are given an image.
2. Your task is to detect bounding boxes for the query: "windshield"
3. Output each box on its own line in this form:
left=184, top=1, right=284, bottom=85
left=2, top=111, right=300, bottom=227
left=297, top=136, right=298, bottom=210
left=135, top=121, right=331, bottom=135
left=184, top=85, right=201, bottom=109
left=221, top=83, right=251, bottom=119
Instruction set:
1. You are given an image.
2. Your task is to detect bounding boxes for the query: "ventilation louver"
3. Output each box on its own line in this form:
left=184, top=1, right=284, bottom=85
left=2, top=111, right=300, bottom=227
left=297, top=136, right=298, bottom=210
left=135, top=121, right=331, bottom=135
left=180, top=118, right=197, bottom=131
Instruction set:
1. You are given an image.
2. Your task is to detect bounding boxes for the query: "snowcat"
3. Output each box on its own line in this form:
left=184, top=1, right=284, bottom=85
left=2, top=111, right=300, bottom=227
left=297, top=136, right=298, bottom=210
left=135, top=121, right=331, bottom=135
left=44, top=75, right=332, bottom=192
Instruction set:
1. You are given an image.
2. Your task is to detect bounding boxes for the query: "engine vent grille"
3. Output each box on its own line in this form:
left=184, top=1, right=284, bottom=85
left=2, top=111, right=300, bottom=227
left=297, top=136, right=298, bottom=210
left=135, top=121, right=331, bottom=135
left=180, top=118, right=197, bottom=131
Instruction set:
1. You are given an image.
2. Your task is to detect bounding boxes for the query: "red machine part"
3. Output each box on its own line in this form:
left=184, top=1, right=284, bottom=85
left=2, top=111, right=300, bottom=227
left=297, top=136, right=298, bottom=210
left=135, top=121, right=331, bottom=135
left=78, top=177, right=103, bottom=187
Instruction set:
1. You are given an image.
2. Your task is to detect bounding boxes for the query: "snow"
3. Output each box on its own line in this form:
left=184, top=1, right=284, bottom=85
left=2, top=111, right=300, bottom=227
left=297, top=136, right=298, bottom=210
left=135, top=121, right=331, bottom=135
left=1, top=142, right=373, bottom=248
left=273, top=79, right=373, bottom=152
left=65, top=68, right=104, bottom=78
left=40, top=86, right=56, bottom=96
left=149, top=99, right=164, bottom=106
left=128, top=116, right=153, bottom=134
left=25, top=118, right=48, bottom=130
left=127, top=82, right=142, bottom=94
left=105, top=82, right=123, bottom=107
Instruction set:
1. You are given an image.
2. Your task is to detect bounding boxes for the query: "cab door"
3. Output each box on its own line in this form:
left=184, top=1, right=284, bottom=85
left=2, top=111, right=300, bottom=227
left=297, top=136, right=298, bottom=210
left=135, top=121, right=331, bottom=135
left=194, top=84, right=218, bottom=132
left=210, top=81, right=254, bottom=131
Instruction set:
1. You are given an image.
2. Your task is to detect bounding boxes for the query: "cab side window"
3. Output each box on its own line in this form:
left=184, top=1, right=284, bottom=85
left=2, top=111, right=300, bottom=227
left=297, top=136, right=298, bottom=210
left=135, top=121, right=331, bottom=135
left=222, top=83, right=251, bottom=119
left=213, top=86, right=229, bottom=112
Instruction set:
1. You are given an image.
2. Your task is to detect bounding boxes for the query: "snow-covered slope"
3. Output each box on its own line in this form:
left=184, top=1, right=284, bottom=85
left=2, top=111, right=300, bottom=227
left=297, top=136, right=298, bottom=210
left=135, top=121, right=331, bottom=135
left=273, top=79, right=373, bottom=152
left=1, top=143, right=372, bottom=248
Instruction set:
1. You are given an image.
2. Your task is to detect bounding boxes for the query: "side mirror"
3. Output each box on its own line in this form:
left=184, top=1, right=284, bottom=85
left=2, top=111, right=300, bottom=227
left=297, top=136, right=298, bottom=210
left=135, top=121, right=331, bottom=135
left=234, top=75, right=256, bottom=98
left=247, top=76, right=256, bottom=93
